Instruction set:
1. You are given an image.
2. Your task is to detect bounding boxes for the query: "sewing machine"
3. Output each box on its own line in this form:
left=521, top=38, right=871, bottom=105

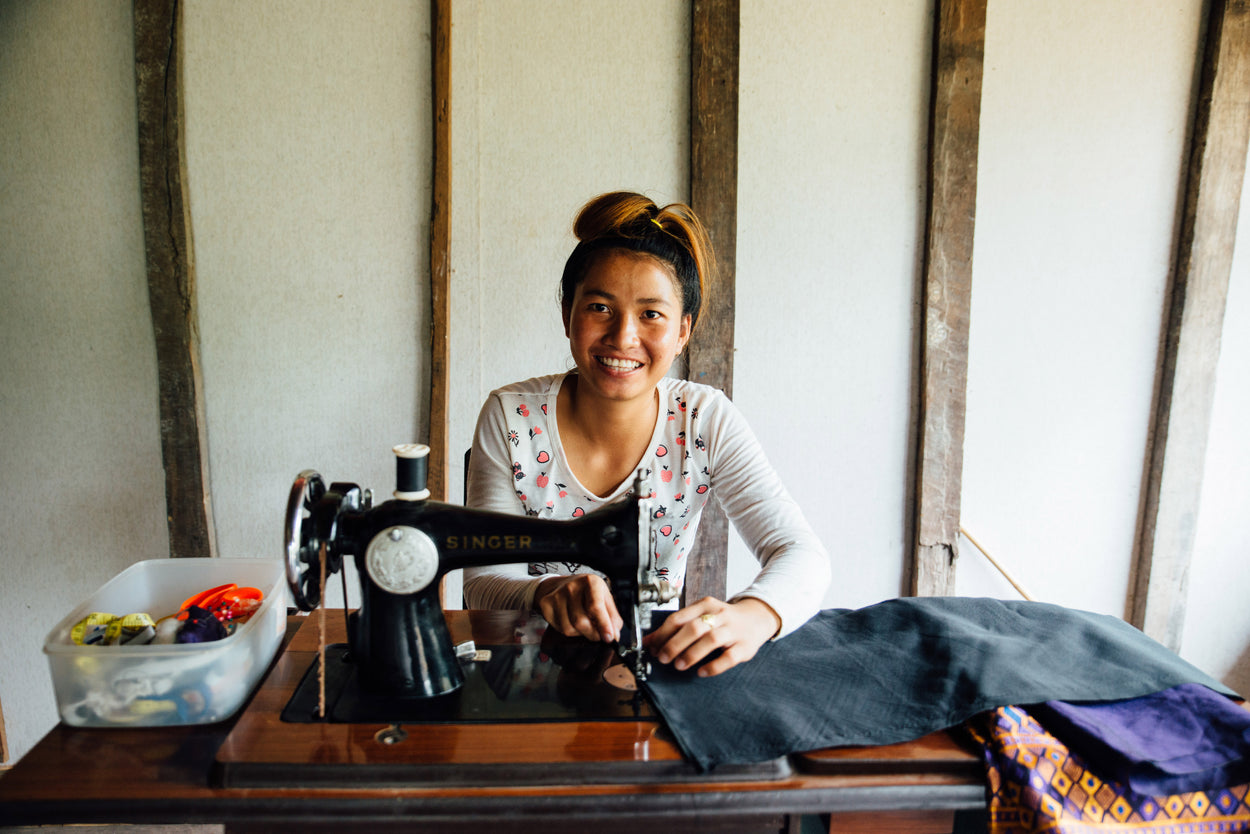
left=0, top=442, right=986, bottom=817
left=283, top=443, right=676, bottom=705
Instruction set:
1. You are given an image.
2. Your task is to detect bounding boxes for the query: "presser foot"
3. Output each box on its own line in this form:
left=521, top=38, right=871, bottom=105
left=617, top=646, right=651, bottom=684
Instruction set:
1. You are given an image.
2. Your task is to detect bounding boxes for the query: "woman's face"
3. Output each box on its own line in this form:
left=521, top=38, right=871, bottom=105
left=562, top=250, right=691, bottom=408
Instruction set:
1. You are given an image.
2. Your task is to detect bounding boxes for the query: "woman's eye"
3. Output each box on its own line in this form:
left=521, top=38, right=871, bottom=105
left=642, top=310, right=662, bottom=320
left=588, top=303, right=609, bottom=313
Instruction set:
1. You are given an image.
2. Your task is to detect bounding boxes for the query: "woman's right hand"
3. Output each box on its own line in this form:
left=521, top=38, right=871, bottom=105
left=534, top=574, right=623, bottom=644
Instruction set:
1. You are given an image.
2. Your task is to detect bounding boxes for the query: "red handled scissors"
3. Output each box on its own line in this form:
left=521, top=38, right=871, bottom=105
left=178, top=583, right=264, bottom=622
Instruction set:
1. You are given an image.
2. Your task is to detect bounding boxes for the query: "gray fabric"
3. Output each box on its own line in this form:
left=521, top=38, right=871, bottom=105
left=640, top=597, right=1236, bottom=772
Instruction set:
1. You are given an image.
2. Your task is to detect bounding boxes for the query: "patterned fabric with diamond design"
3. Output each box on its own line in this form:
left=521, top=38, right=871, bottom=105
left=969, top=706, right=1250, bottom=833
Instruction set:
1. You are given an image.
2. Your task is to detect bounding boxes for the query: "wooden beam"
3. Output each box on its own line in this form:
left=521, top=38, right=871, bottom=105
left=429, top=0, right=452, bottom=502
left=911, top=0, right=986, bottom=597
left=1130, top=0, right=1250, bottom=650
left=685, top=0, right=738, bottom=605
left=133, top=0, right=216, bottom=559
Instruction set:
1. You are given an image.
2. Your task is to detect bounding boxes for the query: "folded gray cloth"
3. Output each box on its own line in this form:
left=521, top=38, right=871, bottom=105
left=640, top=597, right=1236, bottom=772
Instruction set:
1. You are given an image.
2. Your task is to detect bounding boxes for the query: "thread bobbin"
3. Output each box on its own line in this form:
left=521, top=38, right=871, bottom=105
left=393, top=444, right=430, bottom=501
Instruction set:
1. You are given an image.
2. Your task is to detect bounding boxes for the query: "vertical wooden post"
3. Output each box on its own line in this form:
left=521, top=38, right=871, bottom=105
left=429, top=0, right=452, bottom=503
left=911, top=0, right=986, bottom=597
left=133, top=0, right=216, bottom=559
left=1131, top=0, right=1250, bottom=650
left=686, top=0, right=739, bottom=604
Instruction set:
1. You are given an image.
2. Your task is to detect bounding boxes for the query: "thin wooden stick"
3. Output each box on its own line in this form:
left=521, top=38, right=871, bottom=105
left=0, top=695, right=9, bottom=766
left=317, top=541, right=327, bottom=719
left=959, top=527, right=1034, bottom=601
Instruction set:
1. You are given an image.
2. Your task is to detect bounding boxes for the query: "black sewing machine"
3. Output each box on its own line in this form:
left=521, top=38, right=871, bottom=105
left=283, top=444, right=676, bottom=711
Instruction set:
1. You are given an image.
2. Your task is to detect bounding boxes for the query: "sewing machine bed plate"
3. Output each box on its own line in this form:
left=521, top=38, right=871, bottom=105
left=282, top=642, right=656, bottom=724
left=213, top=611, right=790, bottom=788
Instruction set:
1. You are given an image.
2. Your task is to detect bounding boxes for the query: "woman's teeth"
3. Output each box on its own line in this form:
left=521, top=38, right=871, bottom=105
left=597, top=356, right=643, bottom=370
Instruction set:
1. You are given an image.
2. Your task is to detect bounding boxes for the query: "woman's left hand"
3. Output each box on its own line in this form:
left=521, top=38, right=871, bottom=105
left=641, top=596, right=781, bottom=678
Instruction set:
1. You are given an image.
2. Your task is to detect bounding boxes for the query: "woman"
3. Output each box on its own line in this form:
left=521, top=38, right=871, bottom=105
left=465, top=191, right=830, bottom=677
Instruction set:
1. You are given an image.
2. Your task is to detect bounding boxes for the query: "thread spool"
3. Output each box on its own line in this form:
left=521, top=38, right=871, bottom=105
left=393, top=444, right=430, bottom=501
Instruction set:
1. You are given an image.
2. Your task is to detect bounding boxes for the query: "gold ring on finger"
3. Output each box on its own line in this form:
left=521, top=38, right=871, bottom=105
left=700, top=613, right=717, bottom=628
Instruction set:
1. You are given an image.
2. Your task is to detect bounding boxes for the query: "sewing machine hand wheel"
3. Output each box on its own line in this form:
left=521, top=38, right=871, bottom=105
left=285, top=470, right=328, bottom=611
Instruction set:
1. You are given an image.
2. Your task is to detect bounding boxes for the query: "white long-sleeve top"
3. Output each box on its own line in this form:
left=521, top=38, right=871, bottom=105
left=463, top=373, right=830, bottom=638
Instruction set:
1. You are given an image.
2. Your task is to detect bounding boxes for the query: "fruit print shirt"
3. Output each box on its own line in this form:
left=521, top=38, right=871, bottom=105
left=463, top=373, right=830, bottom=638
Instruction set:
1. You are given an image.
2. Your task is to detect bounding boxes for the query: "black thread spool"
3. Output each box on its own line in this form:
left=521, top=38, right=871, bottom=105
left=392, top=444, right=430, bottom=500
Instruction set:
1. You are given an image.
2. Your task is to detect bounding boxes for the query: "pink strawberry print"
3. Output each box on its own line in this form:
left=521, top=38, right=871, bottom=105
left=660, top=465, right=673, bottom=483
left=536, top=472, right=549, bottom=488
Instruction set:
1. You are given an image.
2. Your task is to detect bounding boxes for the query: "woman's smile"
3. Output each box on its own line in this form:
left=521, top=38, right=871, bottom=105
left=597, top=355, right=650, bottom=375
left=595, top=355, right=643, bottom=371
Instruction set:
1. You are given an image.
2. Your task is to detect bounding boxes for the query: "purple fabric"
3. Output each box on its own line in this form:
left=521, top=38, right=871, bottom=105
left=1033, top=683, right=1250, bottom=795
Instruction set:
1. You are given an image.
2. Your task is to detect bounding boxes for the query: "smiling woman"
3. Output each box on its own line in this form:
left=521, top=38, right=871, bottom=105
left=463, top=192, right=831, bottom=679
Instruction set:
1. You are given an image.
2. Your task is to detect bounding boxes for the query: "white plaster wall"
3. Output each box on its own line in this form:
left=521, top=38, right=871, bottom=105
left=1181, top=144, right=1250, bottom=697
left=958, top=1, right=1204, bottom=615
left=445, top=0, right=691, bottom=602
left=736, top=1, right=932, bottom=609
left=0, top=1, right=167, bottom=763
left=182, top=0, right=431, bottom=608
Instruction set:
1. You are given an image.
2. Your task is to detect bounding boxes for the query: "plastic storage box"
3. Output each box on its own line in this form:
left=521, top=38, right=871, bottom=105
left=43, top=558, right=287, bottom=727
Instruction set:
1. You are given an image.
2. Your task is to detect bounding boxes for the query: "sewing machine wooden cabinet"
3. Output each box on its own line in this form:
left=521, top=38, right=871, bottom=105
left=0, top=611, right=986, bottom=833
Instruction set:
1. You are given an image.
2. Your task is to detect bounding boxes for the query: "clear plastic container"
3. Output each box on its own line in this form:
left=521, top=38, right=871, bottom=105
left=43, top=558, right=287, bottom=727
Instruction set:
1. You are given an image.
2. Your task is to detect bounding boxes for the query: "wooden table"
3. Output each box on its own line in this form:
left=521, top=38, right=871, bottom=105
left=0, top=611, right=986, bottom=833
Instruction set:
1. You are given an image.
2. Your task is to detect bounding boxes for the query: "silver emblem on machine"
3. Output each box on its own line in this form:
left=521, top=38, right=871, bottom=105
left=366, top=525, right=439, bottom=595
